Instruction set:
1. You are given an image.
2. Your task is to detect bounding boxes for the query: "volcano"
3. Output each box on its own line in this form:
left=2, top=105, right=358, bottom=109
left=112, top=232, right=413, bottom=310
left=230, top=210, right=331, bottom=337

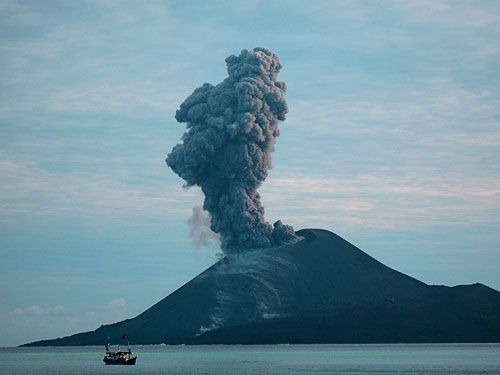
left=23, top=229, right=500, bottom=346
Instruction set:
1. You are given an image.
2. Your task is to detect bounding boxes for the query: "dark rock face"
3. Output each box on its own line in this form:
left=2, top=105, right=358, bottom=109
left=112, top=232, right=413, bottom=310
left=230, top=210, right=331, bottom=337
left=22, top=229, right=500, bottom=346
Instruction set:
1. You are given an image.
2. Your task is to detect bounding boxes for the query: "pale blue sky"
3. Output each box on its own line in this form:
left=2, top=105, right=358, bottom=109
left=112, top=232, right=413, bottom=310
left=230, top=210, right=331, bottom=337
left=1, top=0, right=499, bottom=346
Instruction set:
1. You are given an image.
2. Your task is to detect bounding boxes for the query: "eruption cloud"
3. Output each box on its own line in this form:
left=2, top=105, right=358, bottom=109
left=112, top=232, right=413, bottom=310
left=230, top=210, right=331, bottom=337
left=166, top=47, right=298, bottom=253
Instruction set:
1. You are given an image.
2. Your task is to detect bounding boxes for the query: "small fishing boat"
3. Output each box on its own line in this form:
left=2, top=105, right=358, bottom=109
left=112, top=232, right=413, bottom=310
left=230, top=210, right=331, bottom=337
left=103, top=335, right=137, bottom=365
left=103, top=350, right=137, bottom=365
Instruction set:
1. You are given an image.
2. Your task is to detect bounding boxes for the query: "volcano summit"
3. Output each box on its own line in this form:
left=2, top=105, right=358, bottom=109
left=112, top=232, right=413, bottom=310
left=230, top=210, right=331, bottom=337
left=24, top=229, right=500, bottom=346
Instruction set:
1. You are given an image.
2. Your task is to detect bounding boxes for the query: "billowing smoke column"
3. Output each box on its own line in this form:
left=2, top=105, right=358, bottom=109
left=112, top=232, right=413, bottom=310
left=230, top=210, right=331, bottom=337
left=166, top=47, right=298, bottom=253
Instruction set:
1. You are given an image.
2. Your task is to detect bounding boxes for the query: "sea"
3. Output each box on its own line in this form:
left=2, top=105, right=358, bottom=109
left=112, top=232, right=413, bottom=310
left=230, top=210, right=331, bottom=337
left=1, top=343, right=499, bottom=375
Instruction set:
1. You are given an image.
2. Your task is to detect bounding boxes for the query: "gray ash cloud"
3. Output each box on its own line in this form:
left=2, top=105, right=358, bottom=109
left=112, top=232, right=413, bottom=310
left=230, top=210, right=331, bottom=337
left=166, top=47, right=298, bottom=253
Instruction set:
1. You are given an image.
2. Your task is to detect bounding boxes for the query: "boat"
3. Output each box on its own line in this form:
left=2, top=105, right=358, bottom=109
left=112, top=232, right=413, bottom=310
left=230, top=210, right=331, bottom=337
left=103, top=350, right=137, bottom=365
left=103, top=335, right=137, bottom=365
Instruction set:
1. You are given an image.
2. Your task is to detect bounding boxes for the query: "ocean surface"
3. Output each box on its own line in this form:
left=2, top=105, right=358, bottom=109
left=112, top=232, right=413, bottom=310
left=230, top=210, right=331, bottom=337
left=1, top=344, right=499, bottom=375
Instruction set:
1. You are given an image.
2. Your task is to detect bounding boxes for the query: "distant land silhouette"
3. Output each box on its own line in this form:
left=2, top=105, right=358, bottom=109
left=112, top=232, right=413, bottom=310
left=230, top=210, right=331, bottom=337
left=22, top=229, right=500, bottom=346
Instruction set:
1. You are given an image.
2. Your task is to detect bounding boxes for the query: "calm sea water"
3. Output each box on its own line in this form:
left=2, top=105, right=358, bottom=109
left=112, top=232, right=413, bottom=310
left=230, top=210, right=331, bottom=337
left=1, top=344, right=499, bottom=375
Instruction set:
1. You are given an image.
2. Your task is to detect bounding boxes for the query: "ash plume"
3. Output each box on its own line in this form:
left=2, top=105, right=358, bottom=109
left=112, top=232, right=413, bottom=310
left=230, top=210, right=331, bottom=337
left=187, top=205, right=220, bottom=248
left=166, top=47, right=298, bottom=253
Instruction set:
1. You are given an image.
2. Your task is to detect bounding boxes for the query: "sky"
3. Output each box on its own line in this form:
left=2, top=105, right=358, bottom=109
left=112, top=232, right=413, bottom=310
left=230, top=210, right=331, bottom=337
left=0, top=0, right=499, bottom=347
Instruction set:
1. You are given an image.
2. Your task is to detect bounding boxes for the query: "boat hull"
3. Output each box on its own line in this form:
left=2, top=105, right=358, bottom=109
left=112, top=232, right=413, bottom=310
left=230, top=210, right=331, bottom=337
left=103, top=357, right=137, bottom=365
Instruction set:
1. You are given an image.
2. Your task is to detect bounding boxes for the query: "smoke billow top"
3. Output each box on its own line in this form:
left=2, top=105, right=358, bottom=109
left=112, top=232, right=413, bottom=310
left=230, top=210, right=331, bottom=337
left=167, top=47, right=298, bottom=253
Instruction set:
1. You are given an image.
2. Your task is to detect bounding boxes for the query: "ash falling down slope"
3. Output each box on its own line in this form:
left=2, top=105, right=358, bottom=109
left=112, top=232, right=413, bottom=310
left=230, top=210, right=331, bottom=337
left=25, top=229, right=500, bottom=346
left=22, top=48, right=500, bottom=346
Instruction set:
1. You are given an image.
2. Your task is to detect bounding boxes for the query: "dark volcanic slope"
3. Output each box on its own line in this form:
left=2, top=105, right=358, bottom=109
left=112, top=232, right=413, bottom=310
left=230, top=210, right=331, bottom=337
left=24, top=229, right=500, bottom=346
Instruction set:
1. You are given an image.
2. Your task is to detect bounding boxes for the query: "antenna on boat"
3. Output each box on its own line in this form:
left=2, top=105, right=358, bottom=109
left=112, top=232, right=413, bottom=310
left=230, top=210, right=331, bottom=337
left=121, top=333, right=130, bottom=352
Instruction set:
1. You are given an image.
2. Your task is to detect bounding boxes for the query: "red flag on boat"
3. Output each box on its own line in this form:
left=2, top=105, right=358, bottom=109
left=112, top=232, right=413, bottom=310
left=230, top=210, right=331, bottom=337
left=122, top=334, right=127, bottom=341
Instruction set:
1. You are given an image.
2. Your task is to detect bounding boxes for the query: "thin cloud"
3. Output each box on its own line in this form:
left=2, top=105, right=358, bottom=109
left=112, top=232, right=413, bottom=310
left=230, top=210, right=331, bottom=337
left=261, top=173, right=500, bottom=231
left=0, top=158, right=199, bottom=222
left=107, top=298, right=126, bottom=309
left=24, top=305, right=45, bottom=314
left=13, top=305, right=69, bottom=315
